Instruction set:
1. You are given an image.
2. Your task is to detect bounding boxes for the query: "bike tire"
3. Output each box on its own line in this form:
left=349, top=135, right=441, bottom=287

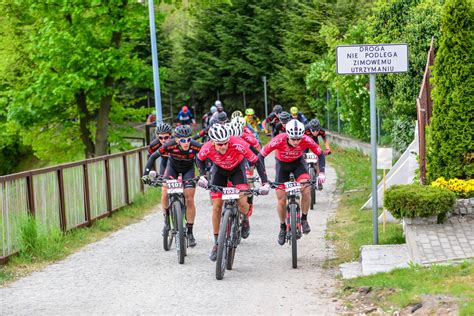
left=174, top=201, right=186, bottom=264
left=309, top=166, right=316, bottom=210
left=216, top=208, right=232, bottom=280
left=290, top=203, right=298, bottom=269
left=226, top=213, right=240, bottom=270
left=163, top=215, right=173, bottom=251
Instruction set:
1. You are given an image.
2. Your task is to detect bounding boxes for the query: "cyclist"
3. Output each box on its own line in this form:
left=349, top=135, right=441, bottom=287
left=196, top=124, right=270, bottom=261
left=145, top=125, right=202, bottom=247
left=233, top=117, right=260, bottom=151
left=202, top=106, right=217, bottom=128
left=231, top=110, right=243, bottom=119
left=290, top=106, right=308, bottom=125
left=259, top=119, right=326, bottom=245
left=272, top=111, right=291, bottom=137
left=262, top=104, right=283, bottom=136
left=244, top=108, right=261, bottom=131
left=305, top=119, right=331, bottom=155
left=177, top=105, right=195, bottom=126
left=142, top=123, right=173, bottom=223
left=211, top=100, right=225, bottom=120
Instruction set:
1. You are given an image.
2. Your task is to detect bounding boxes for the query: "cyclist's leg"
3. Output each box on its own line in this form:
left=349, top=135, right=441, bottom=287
left=294, top=158, right=311, bottom=215
left=211, top=167, right=227, bottom=236
left=160, top=157, right=169, bottom=214
left=183, top=168, right=197, bottom=223
left=231, top=163, right=250, bottom=215
left=275, top=159, right=291, bottom=222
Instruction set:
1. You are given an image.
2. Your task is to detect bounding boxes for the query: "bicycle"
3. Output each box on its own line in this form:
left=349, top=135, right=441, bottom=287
left=149, top=176, right=198, bottom=264
left=206, top=184, right=260, bottom=280
left=270, top=178, right=316, bottom=269
left=304, top=153, right=320, bottom=210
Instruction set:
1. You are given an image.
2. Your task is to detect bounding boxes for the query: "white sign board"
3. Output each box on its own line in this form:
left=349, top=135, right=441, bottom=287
left=377, top=147, right=393, bottom=170
left=337, top=44, right=409, bottom=74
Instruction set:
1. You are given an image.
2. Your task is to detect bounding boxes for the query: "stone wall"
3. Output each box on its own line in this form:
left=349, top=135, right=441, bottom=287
left=451, top=198, right=474, bottom=216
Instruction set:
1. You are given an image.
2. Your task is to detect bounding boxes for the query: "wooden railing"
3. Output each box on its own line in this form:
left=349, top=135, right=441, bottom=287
left=0, top=147, right=150, bottom=263
left=416, top=37, right=435, bottom=184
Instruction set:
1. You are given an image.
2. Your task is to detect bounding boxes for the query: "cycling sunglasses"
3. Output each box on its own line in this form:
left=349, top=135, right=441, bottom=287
left=179, top=138, right=191, bottom=143
left=158, top=136, right=170, bottom=141
left=289, top=137, right=302, bottom=141
left=215, top=141, right=229, bottom=147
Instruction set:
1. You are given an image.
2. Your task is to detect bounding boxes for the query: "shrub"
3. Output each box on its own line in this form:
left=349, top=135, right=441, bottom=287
left=427, top=0, right=474, bottom=181
left=384, top=184, right=456, bottom=220
left=432, top=177, right=474, bottom=198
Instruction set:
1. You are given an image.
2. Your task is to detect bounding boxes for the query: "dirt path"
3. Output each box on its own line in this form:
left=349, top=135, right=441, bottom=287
left=1, top=153, right=341, bottom=315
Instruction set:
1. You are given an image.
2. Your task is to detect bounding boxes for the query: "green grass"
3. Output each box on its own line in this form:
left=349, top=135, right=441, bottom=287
left=326, top=145, right=404, bottom=265
left=346, top=261, right=474, bottom=315
left=0, top=187, right=161, bottom=285
left=328, top=145, right=474, bottom=314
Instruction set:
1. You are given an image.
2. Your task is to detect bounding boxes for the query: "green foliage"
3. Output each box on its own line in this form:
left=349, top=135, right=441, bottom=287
left=384, top=184, right=456, bottom=219
left=427, top=0, right=474, bottom=181
left=390, top=115, right=415, bottom=152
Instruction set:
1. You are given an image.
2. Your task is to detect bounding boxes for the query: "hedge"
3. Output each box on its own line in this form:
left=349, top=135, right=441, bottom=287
left=384, top=184, right=456, bottom=220
left=426, top=0, right=474, bottom=181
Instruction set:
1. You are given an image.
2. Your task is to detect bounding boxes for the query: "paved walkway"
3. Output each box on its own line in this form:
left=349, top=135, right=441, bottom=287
left=1, top=153, right=341, bottom=315
left=405, top=215, right=474, bottom=264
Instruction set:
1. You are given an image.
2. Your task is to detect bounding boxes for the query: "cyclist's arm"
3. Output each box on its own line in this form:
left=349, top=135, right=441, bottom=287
left=196, top=149, right=208, bottom=176
left=143, top=151, right=161, bottom=175
left=246, top=150, right=268, bottom=184
left=306, top=137, right=326, bottom=173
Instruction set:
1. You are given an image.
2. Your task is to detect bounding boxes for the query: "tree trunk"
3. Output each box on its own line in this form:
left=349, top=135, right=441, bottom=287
left=76, top=90, right=95, bottom=158
left=95, top=76, right=114, bottom=157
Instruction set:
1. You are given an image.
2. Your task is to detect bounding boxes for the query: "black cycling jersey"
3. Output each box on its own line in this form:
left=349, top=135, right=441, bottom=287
left=158, top=139, right=202, bottom=173
left=272, top=122, right=286, bottom=137
left=304, top=125, right=327, bottom=145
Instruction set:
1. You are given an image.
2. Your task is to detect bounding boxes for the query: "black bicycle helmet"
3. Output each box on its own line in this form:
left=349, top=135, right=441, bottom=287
left=309, top=119, right=321, bottom=132
left=279, top=111, right=291, bottom=124
left=273, top=104, right=283, bottom=114
left=217, top=112, right=228, bottom=123
left=155, top=122, right=172, bottom=135
left=174, top=125, right=192, bottom=138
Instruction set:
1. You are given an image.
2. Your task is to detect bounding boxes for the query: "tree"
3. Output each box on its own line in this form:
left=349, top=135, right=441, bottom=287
left=5, top=1, right=154, bottom=160
left=427, top=0, right=473, bottom=181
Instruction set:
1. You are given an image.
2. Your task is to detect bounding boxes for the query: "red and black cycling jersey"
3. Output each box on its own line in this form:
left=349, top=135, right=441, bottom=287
left=197, top=136, right=268, bottom=183
left=304, top=125, right=327, bottom=145
left=242, top=128, right=260, bottom=149
left=259, top=132, right=325, bottom=172
left=157, top=139, right=202, bottom=173
left=264, top=111, right=280, bottom=125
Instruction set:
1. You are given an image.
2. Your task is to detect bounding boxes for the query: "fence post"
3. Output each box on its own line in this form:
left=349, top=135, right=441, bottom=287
left=138, top=151, right=144, bottom=192
left=26, top=173, right=35, bottom=217
left=83, top=163, right=92, bottom=226
left=123, top=155, right=130, bottom=204
left=57, top=169, right=67, bottom=231
left=417, top=99, right=427, bottom=184
left=105, top=159, right=112, bottom=213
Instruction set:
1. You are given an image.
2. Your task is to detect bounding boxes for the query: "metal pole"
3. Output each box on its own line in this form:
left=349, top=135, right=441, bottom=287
left=370, top=74, right=378, bottom=244
left=169, top=93, right=173, bottom=119
left=263, top=76, right=268, bottom=118
left=326, top=89, right=330, bottom=131
left=148, top=0, right=163, bottom=125
left=377, top=106, right=381, bottom=145
left=243, top=91, right=246, bottom=107
left=337, top=91, right=341, bottom=133
left=217, top=90, right=220, bottom=100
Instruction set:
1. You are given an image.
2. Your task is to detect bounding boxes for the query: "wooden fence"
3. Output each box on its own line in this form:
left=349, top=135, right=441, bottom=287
left=0, top=147, right=150, bottom=263
left=417, top=37, right=435, bottom=184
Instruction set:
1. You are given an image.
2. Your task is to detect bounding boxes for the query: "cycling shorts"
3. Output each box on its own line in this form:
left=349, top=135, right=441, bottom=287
left=274, top=157, right=310, bottom=190
left=164, top=161, right=196, bottom=189
left=210, top=162, right=249, bottom=199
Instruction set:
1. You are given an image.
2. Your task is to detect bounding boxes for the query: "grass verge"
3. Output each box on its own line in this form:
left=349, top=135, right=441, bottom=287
left=0, top=187, right=161, bottom=285
left=327, top=145, right=474, bottom=314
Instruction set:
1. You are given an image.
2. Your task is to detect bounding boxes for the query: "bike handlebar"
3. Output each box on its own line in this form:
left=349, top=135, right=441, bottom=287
left=148, top=176, right=200, bottom=187
left=204, top=184, right=262, bottom=196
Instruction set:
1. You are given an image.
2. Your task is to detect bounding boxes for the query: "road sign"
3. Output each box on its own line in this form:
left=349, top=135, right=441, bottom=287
left=336, top=44, right=409, bottom=75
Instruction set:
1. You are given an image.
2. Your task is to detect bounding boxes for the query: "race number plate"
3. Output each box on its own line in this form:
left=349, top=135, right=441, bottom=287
left=305, top=153, right=318, bottom=163
left=222, top=187, right=240, bottom=200
left=284, top=181, right=301, bottom=195
left=166, top=180, right=183, bottom=194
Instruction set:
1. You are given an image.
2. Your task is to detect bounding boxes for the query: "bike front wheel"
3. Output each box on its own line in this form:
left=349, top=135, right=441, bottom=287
left=216, top=208, right=232, bottom=280
left=174, top=200, right=186, bottom=264
left=290, top=203, right=298, bottom=269
left=226, top=212, right=240, bottom=270
left=163, top=215, right=173, bottom=251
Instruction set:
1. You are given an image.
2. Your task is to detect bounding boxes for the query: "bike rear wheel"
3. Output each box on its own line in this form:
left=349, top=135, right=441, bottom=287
left=309, top=166, right=316, bottom=210
left=290, top=203, right=298, bottom=269
left=174, top=201, right=186, bottom=264
left=216, top=208, right=232, bottom=280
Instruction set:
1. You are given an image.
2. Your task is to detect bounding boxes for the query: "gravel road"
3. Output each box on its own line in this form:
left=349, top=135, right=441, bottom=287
left=1, top=153, right=341, bottom=315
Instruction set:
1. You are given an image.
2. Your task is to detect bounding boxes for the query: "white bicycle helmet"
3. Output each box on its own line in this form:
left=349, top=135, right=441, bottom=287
left=210, top=106, right=217, bottom=114
left=232, top=116, right=246, bottom=127
left=229, top=121, right=243, bottom=137
left=286, top=119, right=305, bottom=139
left=209, top=123, right=230, bottom=142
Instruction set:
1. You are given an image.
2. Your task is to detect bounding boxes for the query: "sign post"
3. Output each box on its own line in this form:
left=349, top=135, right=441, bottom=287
left=336, top=43, right=408, bottom=244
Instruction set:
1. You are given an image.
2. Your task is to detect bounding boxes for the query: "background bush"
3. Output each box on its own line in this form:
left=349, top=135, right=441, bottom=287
left=384, top=184, right=456, bottom=220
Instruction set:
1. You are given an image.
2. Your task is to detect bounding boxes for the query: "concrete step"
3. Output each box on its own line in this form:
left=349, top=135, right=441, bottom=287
left=361, top=244, right=410, bottom=275
left=339, top=262, right=362, bottom=279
